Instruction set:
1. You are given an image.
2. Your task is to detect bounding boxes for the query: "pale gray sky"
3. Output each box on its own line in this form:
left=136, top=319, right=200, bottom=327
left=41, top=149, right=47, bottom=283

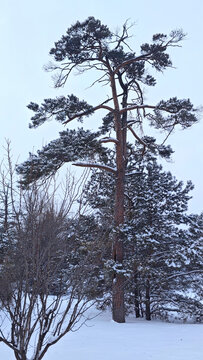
left=0, top=0, right=202, bottom=213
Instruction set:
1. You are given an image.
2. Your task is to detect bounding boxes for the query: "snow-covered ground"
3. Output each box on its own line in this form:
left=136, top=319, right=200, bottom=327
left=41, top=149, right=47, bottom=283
left=1, top=309, right=202, bottom=360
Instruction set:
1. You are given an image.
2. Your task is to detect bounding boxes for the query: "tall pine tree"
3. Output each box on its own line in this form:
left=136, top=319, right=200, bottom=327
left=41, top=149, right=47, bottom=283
left=17, top=18, right=198, bottom=322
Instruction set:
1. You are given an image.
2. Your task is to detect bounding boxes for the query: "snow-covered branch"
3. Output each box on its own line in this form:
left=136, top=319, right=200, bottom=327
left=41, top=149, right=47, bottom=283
left=99, top=137, right=119, bottom=144
left=167, top=270, right=203, bottom=280
left=72, top=162, right=117, bottom=174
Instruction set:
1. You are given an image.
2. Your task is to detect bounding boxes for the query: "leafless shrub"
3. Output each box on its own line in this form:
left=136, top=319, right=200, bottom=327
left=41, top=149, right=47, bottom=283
left=0, top=143, right=95, bottom=360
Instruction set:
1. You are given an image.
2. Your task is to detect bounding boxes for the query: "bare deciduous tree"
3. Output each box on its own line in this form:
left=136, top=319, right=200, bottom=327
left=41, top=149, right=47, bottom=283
left=0, top=145, right=94, bottom=360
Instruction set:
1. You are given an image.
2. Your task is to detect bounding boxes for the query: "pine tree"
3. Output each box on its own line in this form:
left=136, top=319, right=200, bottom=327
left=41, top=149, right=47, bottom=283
left=84, top=148, right=202, bottom=320
left=17, top=18, right=198, bottom=322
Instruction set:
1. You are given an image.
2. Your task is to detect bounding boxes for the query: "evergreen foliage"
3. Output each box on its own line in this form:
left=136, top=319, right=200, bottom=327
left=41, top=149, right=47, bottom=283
left=16, top=17, right=199, bottom=323
left=16, top=18, right=197, bottom=186
left=84, top=150, right=203, bottom=321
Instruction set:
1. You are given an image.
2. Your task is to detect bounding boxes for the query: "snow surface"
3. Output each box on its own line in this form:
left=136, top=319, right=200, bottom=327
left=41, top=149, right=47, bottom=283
left=0, top=308, right=202, bottom=360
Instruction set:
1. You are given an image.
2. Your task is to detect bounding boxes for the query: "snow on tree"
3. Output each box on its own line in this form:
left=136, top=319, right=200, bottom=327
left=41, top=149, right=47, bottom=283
left=16, top=17, right=198, bottom=322
left=84, top=147, right=202, bottom=321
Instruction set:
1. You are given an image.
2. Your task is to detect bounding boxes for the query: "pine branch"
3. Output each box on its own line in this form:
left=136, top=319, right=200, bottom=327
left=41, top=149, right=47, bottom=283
left=63, top=99, right=115, bottom=125
left=72, top=162, right=117, bottom=174
left=100, top=137, right=119, bottom=144
left=120, top=104, right=156, bottom=114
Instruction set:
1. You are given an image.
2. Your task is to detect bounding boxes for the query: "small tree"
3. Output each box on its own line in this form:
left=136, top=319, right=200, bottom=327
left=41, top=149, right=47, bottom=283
left=17, top=17, right=198, bottom=322
left=0, top=153, right=95, bottom=360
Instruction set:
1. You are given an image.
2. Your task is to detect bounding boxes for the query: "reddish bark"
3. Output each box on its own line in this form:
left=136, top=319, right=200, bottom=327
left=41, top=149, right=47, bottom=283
left=110, top=72, right=126, bottom=323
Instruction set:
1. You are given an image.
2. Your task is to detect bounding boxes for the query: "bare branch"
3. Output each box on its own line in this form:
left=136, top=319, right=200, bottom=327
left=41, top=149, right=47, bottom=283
left=114, top=20, right=134, bottom=51
left=127, top=125, right=147, bottom=155
left=127, top=125, right=146, bottom=145
left=120, top=104, right=156, bottom=114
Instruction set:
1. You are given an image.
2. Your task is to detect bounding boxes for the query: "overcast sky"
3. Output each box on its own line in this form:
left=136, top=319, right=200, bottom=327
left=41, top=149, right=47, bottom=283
left=0, top=0, right=202, bottom=213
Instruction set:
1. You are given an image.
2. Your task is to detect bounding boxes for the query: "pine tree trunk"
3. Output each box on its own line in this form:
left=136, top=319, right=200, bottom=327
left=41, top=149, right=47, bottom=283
left=112, top=165, right=125, bottom=323
left=110, top=71, right=126, bottom=323
left=134, top=272, right=140, bottom=318
left=112, top=273, right=125, bottom=323
left=145, top=278, right=151, bottom=321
